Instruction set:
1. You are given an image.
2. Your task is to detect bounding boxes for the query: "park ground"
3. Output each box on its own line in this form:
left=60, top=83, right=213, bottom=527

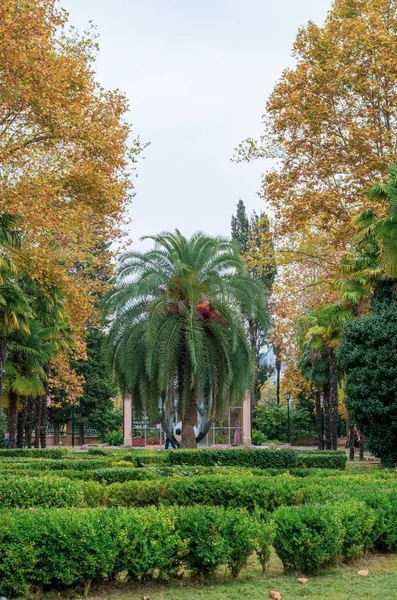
left=80, top=553, right=397, bottom=600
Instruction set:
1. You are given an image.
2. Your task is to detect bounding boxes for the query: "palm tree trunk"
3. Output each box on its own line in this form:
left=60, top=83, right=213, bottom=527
left=8, top=390, right=18, bottom=449
left=323, top=386, right=331, bottom=450
left=34, top=396, right=41, bottom=448
left=0, top=337, right=7, bottom=398
left=16, top=401, right=27, bottom=448
left=315, top=390, right=323, bottom=450
left=329, top=348, right=339, bottom=450
left=25, top=397, right=33, bottom=448
left=180, top=380, right=198, bottom=449
left=39, top=394, right=48, bottom=448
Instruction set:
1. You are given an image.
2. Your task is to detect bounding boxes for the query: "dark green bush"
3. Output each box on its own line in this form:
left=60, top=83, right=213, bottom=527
left=273, top=504, right=343, bottom=572
left=167, top=448, right=347, bottom=470
left=0, top=476, right=85, bottom=508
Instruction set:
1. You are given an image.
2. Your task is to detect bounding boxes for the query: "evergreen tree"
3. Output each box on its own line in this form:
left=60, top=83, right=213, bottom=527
left=231, top=201, right=275, bottom=403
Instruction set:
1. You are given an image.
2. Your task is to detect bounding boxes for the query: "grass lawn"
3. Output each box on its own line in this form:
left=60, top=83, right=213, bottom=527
left=82, top=553, right=397, bottom=600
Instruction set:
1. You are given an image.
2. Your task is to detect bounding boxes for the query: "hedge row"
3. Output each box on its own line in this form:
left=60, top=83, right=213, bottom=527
left=92, top=474, right=397, bottom=511
left=273, top=492, right=397, bottom=572
left=145, top=448, right=348, bottom=469
left=3, top=473, right=396, bottom=511
left=1, top=497, right=396, bottom=595
left=0, top=448, right=68, bottom=458
left=0, top=506, right=273, bottom=597
left=0, top=458, right=111, bottom=471
left=0, top=448, right=347, bottom=469
left=0, top=476, right=85, bottom=508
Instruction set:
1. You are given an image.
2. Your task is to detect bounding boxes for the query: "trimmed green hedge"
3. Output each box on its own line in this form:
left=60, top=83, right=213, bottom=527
left=0, top=448, right=68, bottom=458
left=0, top=506, right=269, bottom=597
left=0, top=458, right=110, bottom=471
left=273, top=499, right=387, bottom=572
left=0, top=476, right=85, bottom=508
left=167, top=448, right=347, bottom=469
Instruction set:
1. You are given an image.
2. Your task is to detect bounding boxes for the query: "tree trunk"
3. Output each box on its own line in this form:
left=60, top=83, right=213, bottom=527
left=79, top=422, right=85, bottom=445
left=328, top=348, right=339, bottom=450
left=25, top=397, right=33, bottom=448
left=359, top=434, right=365, bottom=461
left=8, top=390, right=18, bottom=449
left=349, top=421, right=355, bottom=461
left=34, top=396, right=42, bottom=448
left=16, top=401, right=27, bottom=448
left=40, top=394, right=48, bottom=448
left=315, top=390, right=323, bottom=450
left=323, top=386, right=331, bottom=450
left=275, top=359, right=281, bottom=405
left=0, top=337, right=8, bottom=398
left=53, top=421, right=60, bottom=445
left=180, top=381, right=198, bottom=449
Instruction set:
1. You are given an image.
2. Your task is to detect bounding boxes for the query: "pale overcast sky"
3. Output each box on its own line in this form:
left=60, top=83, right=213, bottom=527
left=61, top=0, right=332, bottom=250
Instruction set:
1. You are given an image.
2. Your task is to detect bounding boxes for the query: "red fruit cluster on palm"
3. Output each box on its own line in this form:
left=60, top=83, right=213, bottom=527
left=196, top=301, right=228, bottom=325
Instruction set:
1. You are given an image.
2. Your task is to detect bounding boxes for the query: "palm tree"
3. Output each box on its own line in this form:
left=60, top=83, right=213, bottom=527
left=0, top=265, right=32, bottom=397
left=297, top=331, right=330, bottom=450
left=300, top=303, right=354, bottom=450
left=106, top=230, right=267, bottom=448
left=4, top=321, right=50, bottom=448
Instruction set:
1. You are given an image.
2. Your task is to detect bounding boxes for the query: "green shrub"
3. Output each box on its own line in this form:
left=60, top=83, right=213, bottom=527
left=251, top=429, right=266, bottom=446
left=220, top=509, right=259, bottom=577
left=114, top=507, right=186, bottom=581
left=92, top=468, right=148, bottom=483
left=273, top=504, right=343, bottom=572
left=103, top=430, right=123, bottom=446
left=167, top=448, right=347, bottom=470
left=0, top=476, right=85, bottom=508
left=0, top=448, right=68, bottom=458
left=0, top=458, right=110, bottom=470
left=79, top=480, right=106, bottom=507
left=105, top=479, right=169, bottom=507
left=0, top=506, right=257, bottom=596
left=256, top=519, right=276, bottom=573
left=173, top=506, right=229, bottom=576
left=332, top=500, right=377, bottom=560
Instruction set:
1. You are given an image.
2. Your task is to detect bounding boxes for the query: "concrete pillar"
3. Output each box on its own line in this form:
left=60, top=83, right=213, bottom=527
left=242, top=392, right=251, bottom=445
left=123, top=396, right=132, bottom=446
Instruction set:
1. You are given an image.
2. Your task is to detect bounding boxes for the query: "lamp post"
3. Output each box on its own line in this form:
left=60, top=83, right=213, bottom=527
left=285, top=391, right=291, bottom=444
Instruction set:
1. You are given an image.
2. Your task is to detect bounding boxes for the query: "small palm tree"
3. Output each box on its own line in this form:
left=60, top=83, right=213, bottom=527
left=299, top=303, right=354, bottom=450
left=106, top=230, right=267, bottom=448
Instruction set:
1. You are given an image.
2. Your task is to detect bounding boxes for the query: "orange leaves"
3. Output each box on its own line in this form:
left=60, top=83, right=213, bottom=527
left=0, top=0, right=141, bottom=398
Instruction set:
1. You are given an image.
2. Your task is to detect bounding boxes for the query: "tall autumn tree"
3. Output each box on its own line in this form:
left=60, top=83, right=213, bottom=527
left=235, top=0, right=397, bottom=349
left=0, top=0, right=141, bottom=363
